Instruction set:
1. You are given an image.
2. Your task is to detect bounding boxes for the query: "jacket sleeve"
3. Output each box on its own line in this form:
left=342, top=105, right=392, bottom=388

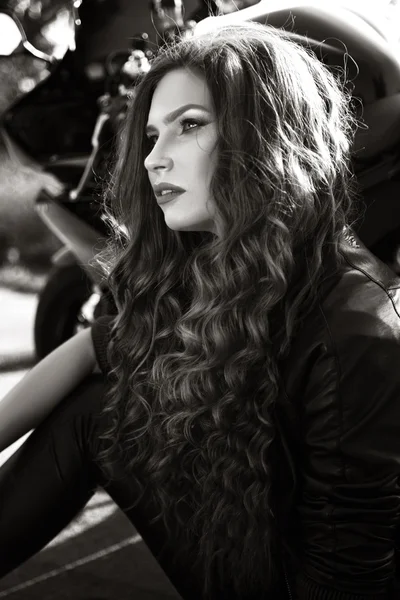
left=295, top=295, right=400, bottom=599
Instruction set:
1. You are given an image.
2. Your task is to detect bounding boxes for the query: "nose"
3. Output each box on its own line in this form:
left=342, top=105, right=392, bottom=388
left=144, top=141, right=173, bottom=173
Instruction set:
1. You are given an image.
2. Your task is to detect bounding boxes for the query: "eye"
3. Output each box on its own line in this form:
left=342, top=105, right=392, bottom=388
left=145, top=118, right=205, bottom=149
left=146, top=134, right=158, bottom=148
left=179, top=117, right=203, bottom=133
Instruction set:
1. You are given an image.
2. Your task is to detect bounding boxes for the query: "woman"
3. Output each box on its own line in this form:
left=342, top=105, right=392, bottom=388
left=1, top=19, right=400, bottom=600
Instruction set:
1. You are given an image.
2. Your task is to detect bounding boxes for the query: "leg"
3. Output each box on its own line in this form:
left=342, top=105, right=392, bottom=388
left=0, top=374, right=203, bottom=599
left=0, top=374, right=105, bottom=576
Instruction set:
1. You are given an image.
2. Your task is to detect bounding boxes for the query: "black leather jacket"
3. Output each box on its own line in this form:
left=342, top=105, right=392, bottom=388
left=92, top=228, right=400, bottom=600
left=271, top=228, right=400, bottom=599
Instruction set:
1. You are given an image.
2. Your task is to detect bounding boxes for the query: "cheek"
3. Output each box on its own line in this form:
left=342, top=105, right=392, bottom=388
left=197, top=148, right=217, bottom=190
left=194, top=129, right=218, bottom=179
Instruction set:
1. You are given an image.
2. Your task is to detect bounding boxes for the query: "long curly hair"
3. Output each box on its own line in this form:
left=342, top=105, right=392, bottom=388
left=95, top=21, right=359, bottom=598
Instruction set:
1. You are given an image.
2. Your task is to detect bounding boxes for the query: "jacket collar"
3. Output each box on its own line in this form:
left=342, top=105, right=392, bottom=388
left=339, top=226, right=400, bottom=291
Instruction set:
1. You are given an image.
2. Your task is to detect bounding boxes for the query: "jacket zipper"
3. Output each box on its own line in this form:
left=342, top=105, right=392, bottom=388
left=284, top=568, right=293, bottom=600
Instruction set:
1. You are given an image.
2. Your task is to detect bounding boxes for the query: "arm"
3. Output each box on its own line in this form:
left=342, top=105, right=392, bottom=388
left=0, top=327, right=99, bottom=453
left=294, top=299, right=400, bottom=599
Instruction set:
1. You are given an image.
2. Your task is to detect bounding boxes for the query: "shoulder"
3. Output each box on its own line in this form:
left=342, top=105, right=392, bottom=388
left=320, top=230, right=400, bottom=348
left=282, top=230, right=400, bottom=407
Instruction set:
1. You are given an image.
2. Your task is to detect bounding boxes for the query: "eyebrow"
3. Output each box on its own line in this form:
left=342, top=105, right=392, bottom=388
left=145, top=103, right=211, bottom=135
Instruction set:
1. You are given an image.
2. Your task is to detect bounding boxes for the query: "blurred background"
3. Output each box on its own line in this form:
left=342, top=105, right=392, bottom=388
left=0, top=0, right=400, bottom=598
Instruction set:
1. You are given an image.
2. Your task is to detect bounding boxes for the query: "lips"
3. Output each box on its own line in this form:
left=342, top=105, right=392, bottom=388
left=153, top=182, right=186, bottom=205
left=153, top=182, right=185, bottom=195
left=156, top=190, right=185, bottom=205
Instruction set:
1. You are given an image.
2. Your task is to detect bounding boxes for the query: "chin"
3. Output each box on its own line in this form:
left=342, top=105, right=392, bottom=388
left=165, top=219, right=215, bottom=234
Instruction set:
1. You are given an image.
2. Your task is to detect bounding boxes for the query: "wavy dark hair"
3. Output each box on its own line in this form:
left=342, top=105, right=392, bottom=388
left=95, top=20, right=359, bottom=599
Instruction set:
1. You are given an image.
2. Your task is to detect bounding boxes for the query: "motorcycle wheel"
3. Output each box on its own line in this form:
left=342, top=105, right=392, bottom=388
left=34, top=264, right=94, bottom=360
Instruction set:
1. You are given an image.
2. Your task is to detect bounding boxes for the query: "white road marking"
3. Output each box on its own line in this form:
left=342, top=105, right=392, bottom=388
left=0, top=534, right=142, bottom=597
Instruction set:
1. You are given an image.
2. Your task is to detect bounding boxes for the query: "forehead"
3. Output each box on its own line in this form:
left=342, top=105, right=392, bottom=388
left=147, top=68, right=213, bottom=120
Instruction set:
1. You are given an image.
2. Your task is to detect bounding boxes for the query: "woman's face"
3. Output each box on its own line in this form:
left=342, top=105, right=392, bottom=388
left=144, top=68, right=219, bottom=234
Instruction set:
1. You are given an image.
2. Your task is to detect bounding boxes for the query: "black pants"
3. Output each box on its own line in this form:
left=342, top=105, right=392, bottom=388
left=0, top=375, right=208, bottom=600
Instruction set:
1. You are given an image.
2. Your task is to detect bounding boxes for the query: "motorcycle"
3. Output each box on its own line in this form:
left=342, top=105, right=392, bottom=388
left=30, top=38, right=155, bottom=359
left=0, top=1, right=156, bottom=358
left=1, top=0, right=400, bottom=359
